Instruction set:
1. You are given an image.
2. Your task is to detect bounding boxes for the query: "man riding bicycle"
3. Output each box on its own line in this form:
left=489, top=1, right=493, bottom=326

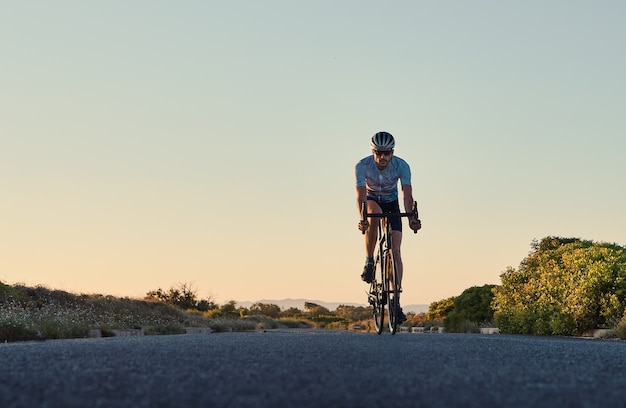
left=355, top=131, right=421, bottom=322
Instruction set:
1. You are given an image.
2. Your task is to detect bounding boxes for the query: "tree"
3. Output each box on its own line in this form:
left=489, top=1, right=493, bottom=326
left=493, top=237, right=626, bottom=335
left=249, top=303, right=281, bottom=318
left=405, top=312, right=428, bottom=327
left=145, top=283, right=216, bottom=311
left=280, top=307, right=303, bottom=318
left=444, top=285, right=496, bottom=333
left=219, top=300, right=240, bottom=319
left=334, top=305, right=371, bottom=322
left=427, top=297, right=455, bottom=321
left=303, top=302, right=343, bottom=328
left=304, top=302, right=330, bottom=317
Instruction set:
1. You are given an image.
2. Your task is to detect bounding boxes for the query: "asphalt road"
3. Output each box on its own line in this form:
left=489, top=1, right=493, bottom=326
left=1, top=330, right=624, bottom=408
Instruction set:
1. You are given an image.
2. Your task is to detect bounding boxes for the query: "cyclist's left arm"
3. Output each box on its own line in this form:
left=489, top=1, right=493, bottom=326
left=401, top=184, right=416, bottom=215
left=398, top=158, right=420, bottom=231
left=402, top=185, right=421, bottom=232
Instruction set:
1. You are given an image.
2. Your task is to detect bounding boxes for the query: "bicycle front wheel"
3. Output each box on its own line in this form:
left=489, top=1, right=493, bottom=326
left=386, top=252, right=400, bottom=335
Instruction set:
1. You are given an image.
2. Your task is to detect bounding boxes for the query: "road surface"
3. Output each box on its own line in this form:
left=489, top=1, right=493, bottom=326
left=1, top=330, right=624, bottom=407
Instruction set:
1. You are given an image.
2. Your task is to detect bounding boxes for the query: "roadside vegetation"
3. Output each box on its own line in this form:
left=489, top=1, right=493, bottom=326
left=2, top=236, right=625, bottom=342
left=0, top=280, right=440, bottom=342
left=440, top=237, right=626, bottom=339
left=492, top=237, right=626, bottom=337
left=0, top=282, right=266, bottom=342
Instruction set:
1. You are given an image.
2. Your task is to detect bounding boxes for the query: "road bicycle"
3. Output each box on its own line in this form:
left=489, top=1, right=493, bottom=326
left=361, top=202, right=419, bottom=335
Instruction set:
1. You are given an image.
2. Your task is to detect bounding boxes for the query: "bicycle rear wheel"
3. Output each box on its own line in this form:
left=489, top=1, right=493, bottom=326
left=386, top=252, right=400, bottom=335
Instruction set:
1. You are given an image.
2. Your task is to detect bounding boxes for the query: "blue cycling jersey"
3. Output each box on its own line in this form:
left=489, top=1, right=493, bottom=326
left=355, top=155, right=412, bottom=203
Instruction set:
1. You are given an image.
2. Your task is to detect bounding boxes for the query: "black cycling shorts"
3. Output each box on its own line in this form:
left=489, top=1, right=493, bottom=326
left=367, top=197, right=402, bottom=232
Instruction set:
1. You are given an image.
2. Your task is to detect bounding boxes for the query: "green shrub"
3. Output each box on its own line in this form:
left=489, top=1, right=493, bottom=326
left=493, top=237, right=626, bottom=335
left=38, top=320, right=90, bottom=340
left=278, top=318, right=311, bottom=329
left=209, top=318, right=257, bottom=333
left=326, top=321, right=349, bottom=330
left=0, top=281, right=25, bottom=301
left=308, top=315, right=346, bottom=328
left=444, top=315, right=480, bottom=333
left=0, top=319, right=40, bottom=342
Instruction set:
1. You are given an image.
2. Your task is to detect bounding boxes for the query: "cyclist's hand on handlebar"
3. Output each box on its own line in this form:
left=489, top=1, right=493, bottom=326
left=358, top=219, right=369, bottom=232
left=409, top=218, right=421, bottom=233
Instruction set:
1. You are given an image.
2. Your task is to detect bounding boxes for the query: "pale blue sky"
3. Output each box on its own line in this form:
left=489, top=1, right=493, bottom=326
left=2, top=1, right=625, bottom=307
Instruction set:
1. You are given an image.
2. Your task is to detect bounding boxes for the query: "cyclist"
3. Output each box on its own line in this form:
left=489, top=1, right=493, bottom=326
left=355, top=131, right=421, bottom=322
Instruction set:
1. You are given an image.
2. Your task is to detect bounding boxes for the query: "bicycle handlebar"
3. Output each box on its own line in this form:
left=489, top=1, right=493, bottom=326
left=360, top=202, right=420, bottom=234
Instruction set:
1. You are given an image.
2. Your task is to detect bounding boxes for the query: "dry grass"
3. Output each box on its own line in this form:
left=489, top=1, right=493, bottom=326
left=0, top=282, right=268, bottom=342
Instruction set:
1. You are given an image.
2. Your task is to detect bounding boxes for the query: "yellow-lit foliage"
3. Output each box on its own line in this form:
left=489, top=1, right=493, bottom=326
left=493, top=237, right=626, bottom=335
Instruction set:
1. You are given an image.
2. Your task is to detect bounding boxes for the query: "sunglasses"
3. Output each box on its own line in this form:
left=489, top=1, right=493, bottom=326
left=373, top=150, right=393, bottom=157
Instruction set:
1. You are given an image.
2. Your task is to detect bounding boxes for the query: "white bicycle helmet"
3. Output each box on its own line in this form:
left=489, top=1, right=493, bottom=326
left=370, top=131, right=395, bottom=150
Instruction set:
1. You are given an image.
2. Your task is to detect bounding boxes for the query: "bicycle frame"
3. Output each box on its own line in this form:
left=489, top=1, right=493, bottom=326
left=361, top=201, right=418, bottom=335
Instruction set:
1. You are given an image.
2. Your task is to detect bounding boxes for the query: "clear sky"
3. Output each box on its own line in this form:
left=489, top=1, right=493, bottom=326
left=2, top=1, right=625, bottom=307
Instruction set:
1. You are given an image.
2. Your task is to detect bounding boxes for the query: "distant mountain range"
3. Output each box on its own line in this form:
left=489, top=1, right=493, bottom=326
left=236, top=298, right=429, bottom=314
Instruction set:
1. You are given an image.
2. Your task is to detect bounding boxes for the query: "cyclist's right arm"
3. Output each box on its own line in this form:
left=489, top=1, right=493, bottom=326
left=355, top=160, right=369, bottom=231
left=356, top=186, right=369, bottom=231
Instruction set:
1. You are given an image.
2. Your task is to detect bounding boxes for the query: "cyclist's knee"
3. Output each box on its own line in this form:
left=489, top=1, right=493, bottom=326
left=367, top=200, right=382, bottom=214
